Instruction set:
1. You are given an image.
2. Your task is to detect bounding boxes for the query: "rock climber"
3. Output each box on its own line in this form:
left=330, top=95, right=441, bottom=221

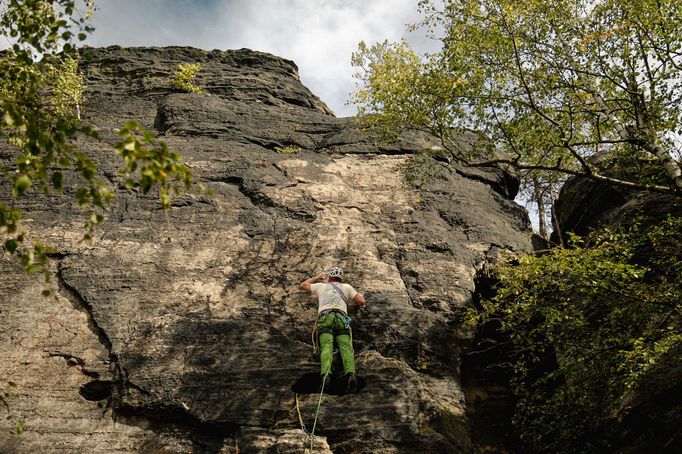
left=299, top=266, right=365, bottom=393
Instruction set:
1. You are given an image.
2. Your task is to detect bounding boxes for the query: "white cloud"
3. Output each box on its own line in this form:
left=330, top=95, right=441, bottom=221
left=85, top=0, right=437, bottom=116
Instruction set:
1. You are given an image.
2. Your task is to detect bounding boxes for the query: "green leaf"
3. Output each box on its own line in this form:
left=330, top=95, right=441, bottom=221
left=14, top=175, right=32, bottom=197
left=51, top=172, right=64, bottom=190
left=3, top=110, right=15, bottom=126
left=4, top=240, right=18, bottom=254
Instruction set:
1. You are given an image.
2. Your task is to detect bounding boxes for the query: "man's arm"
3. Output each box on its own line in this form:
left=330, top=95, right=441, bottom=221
left=352, top=293, right=365, bottom=307
left=299, top=272, right=327, bottom=293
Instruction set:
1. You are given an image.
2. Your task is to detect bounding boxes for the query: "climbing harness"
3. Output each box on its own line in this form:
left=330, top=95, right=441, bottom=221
left=294, top=374, right=328, bottom=452
left=312, top=310, right=353, bottom=355
left=311, top=282, right=346, bottom=353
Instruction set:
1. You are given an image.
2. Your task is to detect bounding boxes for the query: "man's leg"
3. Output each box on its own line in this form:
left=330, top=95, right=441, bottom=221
left=335, top=333, right=356, bottom=375
left=318, top=332, right=334, bottom=377
left=317, top=314, right=336, bottom=377
left=336, top=332, right=357, bottom=393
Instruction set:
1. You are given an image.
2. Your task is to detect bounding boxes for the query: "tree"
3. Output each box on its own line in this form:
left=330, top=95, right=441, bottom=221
left=48, top=55, right=84, bottom=120
left=351, top=0, right=682, bottom=208
left=1, top=1, right=195, bottom=280
left=519, top=172, right=563, bottom=239
left=466, top=218, right=682, bottom=452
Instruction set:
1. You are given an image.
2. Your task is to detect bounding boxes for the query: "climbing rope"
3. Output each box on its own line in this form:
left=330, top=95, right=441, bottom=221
left=294, top=374, right=327, bottom=453
left=310, top=374, right=326, bottom=452
left=311, top=322, right=319, bottom=353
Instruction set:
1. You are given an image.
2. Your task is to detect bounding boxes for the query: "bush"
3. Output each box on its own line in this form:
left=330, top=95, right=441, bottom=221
left=468, top=217, right=682, bottom=452
left=171, top=63, right=203, bottom=93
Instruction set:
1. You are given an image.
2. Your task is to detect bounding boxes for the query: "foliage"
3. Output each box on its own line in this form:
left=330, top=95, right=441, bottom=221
left=1, top=381, right=23, bottom=434
left=171, top=62, right=203, bottom=93
left=47, top=55, right=84, bottom=120
left=116, top=120, right=193, bottom=211
left=466, top=217, right=682, bottom=452
left=0, top=1, right=196, bottom=280
left=352, top=0, right=682, bottom=199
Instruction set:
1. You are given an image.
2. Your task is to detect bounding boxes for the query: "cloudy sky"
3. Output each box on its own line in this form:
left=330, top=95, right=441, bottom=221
left=84, top=0, right=439, bottom=117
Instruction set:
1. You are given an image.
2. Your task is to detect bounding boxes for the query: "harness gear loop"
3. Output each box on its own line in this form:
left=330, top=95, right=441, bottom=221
left=315, top=312, right=353, bottom=357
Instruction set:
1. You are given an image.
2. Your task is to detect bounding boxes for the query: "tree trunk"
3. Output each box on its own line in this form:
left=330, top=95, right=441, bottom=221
left=533, top=178, right=548, bottom=239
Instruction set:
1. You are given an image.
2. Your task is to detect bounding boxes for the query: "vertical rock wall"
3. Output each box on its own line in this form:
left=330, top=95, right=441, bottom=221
left=0, top=47, right=532, bottom=453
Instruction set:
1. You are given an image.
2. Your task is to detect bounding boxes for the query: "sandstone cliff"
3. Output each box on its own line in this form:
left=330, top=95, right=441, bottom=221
left=0, top=46, right=532, bottom=453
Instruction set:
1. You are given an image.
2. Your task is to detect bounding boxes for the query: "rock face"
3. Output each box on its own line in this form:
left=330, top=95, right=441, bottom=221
left=552, top=175, right=682, bottom=244
left=0, top=46, right=532, bottom=453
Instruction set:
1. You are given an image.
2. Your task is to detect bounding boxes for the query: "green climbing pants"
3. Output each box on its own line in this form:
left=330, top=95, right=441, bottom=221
left=317, top=311, right=356, bottom=376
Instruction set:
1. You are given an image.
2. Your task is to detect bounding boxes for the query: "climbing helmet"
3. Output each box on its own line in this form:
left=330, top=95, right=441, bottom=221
left=328, top=266, right=343, bottom=278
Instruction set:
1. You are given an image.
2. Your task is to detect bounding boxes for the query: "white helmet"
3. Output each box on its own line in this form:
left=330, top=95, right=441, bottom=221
left=328, top=266, right=343, bottom=279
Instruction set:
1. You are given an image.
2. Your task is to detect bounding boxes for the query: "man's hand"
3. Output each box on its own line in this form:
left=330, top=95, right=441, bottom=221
left=299, top=272, right=327, bottom=292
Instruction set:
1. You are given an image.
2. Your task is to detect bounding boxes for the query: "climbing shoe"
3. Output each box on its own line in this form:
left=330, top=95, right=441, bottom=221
left=345, top=373, right=357, bottom=394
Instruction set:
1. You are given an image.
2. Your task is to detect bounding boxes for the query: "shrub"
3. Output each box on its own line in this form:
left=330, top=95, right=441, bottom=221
left=467, top=217, right=682, bottom=452
left=171, top=63, right=203, bottom=93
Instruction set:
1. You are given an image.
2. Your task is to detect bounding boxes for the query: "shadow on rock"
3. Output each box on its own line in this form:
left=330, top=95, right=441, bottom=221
left=290, top=372, right=366, bottom=396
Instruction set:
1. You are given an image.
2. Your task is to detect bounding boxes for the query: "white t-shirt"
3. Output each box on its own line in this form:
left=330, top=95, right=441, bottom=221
left=310, top=282, right=358, bottom=315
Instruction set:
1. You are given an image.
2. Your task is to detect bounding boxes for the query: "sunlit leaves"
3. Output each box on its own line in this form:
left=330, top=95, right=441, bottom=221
left=351, top=40, right=467, bottom=149
left=115, top=120, right=193, bottom=210
left=352, top=0, right=682, bottom=194
left=1, top=1, right=196, bottom=282
left=12, top=174, right=32, bottom=197
left=48, top=56, right=85, bottom=119
left=171, top=63, right=203, bottom=93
